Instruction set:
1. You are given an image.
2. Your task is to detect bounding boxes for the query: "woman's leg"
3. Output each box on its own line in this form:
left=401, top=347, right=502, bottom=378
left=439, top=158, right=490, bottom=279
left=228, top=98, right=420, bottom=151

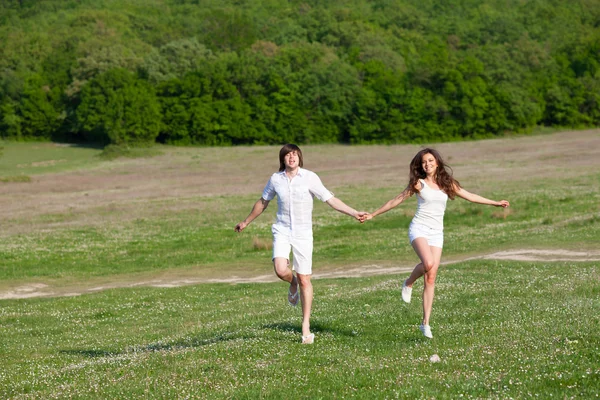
left=405, top=238, right=435, bottom=287
left=409, top=239, right=443, bottom=326
left=405, top=263, right=425, bottom=287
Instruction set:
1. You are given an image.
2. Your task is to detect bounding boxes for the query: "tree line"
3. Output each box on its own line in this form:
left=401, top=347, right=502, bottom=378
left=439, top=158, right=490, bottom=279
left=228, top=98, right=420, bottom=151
left=1, top=0, right=599, bottom=146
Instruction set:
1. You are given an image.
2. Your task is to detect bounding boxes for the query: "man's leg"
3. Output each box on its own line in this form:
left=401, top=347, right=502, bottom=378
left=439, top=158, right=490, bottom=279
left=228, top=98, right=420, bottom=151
left=273, top=257, right=298, bottom=303
left=291, top=236, right=314, bottom=340
left=272, top=232, right=297, bottom=304
left=297, top=273, right=313, bottom=337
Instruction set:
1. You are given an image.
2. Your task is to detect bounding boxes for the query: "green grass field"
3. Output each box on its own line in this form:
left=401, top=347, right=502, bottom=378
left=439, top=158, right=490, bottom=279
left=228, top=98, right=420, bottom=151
left=1, top=261, right=598, bottom=398
left=0, top=131, right=599, bottom=398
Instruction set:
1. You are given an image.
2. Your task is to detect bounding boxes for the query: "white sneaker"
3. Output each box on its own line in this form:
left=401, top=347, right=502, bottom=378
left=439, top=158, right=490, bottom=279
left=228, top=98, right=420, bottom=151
left=419, top=324, right=433, bottom=339
left=301, top=333, right=315, bottom=344
left=401, top=280, right=412, bottom=303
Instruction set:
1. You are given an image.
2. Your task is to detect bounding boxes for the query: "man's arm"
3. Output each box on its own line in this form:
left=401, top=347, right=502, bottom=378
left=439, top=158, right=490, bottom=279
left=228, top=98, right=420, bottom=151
left=326, top=197, right=366, bottom=220
left=235, top=198, right=270, bottom=232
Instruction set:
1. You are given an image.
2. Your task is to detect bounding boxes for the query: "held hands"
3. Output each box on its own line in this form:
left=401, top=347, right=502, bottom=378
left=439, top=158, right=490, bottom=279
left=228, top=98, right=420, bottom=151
left=237, top=211, right=371, bottom=231
left=354, top=211, right=369, bottom=222
left=358, top=213, right=373, bottom=223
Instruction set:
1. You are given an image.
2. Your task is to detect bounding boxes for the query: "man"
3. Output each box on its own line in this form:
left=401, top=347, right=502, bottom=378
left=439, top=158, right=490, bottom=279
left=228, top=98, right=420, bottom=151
left=235, top=144, right=365, bottom=344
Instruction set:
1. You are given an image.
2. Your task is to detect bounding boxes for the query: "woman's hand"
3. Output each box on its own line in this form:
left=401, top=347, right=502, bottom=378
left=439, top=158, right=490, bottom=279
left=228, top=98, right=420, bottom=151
left=359, top=213, right=373, bottom=223
left=355, top=211, right=369, bottom=221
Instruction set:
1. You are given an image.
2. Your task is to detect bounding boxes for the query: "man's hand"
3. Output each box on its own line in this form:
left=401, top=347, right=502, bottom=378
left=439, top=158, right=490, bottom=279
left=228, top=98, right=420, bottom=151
left=355, top=211, right=369, bottom=221
left=234, top=221, right=248, bottom=232
left=358, top=213, right=373, bottom=223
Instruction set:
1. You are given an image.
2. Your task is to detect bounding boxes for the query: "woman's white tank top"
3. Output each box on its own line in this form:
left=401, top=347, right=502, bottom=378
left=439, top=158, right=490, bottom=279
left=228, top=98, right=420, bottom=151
left=411, top=179, right=448, bottom=230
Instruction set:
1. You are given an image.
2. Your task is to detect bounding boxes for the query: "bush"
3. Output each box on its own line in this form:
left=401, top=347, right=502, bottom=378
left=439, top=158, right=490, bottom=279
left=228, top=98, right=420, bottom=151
left=77, top=69, right=161, bottom=145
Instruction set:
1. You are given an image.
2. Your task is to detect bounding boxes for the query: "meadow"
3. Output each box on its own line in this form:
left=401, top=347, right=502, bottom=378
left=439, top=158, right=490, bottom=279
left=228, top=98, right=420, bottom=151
left=0, top=130, right=599, bottom=398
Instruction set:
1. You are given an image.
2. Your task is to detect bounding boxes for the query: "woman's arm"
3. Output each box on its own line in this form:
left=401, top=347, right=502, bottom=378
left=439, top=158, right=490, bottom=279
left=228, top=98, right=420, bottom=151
left=455, top=186, right=510, bottom=208
left=364, top=186, right=412, bottom=220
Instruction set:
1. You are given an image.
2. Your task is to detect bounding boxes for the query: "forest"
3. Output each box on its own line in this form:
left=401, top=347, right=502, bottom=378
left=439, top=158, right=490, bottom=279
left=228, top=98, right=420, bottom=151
left=0, top=0, right=599, bottom=145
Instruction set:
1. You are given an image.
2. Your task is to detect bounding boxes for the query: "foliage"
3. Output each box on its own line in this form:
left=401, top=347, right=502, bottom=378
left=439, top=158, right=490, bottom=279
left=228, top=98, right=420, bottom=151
left=140, top=38, right=214, bottom=84
left=1, top=0, right=599, bottom=145
left=77, top=69, right=161, bottom=145
left=19, top=74, right=64, bottom=139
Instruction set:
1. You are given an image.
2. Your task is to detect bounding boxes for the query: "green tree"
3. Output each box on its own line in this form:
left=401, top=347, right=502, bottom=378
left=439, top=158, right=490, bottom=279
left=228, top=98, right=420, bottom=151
left=77, top=69, right=161, bottom=145
left=140, top=38, right=214, bottom=84
left=157, top=58, right=260, bottom=146
left=200, top=9, right=258, bottom=53
left=19, top=74, right=63, bottom=139
left=0, top=101, right=22, bottom=139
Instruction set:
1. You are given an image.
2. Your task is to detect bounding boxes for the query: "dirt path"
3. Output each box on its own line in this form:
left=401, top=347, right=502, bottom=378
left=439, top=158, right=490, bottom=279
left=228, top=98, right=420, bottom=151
left=2, top=248, right=598, bottom=300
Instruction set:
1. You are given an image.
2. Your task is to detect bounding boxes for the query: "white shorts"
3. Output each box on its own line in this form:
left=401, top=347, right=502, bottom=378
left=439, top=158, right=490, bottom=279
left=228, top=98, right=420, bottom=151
left=408, top=222, right=444, bottom=248
left=272, top=229, right=314, bottom=275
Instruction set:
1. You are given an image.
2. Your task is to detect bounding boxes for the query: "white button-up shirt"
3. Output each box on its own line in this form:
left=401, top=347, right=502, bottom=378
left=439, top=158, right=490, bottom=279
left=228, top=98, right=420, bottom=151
left=262, top=168, right=334, bottom=237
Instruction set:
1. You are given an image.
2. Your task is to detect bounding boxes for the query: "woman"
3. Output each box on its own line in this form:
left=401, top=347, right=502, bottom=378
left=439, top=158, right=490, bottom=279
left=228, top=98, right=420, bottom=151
left=235, top=144, right=366, bottom=344
left=360, top=148, right=509, bottom=338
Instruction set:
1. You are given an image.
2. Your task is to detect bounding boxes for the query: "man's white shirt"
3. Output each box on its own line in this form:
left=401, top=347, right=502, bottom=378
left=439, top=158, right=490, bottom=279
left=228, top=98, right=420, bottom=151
left=262, top=168, right=333, bottom=237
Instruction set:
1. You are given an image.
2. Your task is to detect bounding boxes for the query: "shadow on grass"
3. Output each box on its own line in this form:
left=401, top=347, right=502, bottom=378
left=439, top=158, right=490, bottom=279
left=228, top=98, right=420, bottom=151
left=263, top=320, right=356, bottom=337
left=262, top=321, right=299, bottom=334
left=59, top=331, right=256, bottom=358
left=142, top=332, right=253, bottom=352
left=61, top=320, right=360, bottom=359
left=60, top=349, right=117, bottom=358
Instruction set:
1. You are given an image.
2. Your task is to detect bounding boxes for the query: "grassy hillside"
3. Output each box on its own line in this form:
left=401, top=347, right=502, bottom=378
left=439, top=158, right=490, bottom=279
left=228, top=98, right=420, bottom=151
left=0, top=129, right=598, bottom=290
left=0, top=130, right=598, bottom=397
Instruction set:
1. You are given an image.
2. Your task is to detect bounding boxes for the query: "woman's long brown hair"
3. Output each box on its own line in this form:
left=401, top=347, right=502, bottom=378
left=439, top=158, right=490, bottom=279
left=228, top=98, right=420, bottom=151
left=408, top=148, right=460, bottom=199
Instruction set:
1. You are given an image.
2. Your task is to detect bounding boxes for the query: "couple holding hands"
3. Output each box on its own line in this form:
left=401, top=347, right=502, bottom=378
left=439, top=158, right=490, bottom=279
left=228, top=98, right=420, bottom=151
left=235, top=144, right=509, bottom=344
